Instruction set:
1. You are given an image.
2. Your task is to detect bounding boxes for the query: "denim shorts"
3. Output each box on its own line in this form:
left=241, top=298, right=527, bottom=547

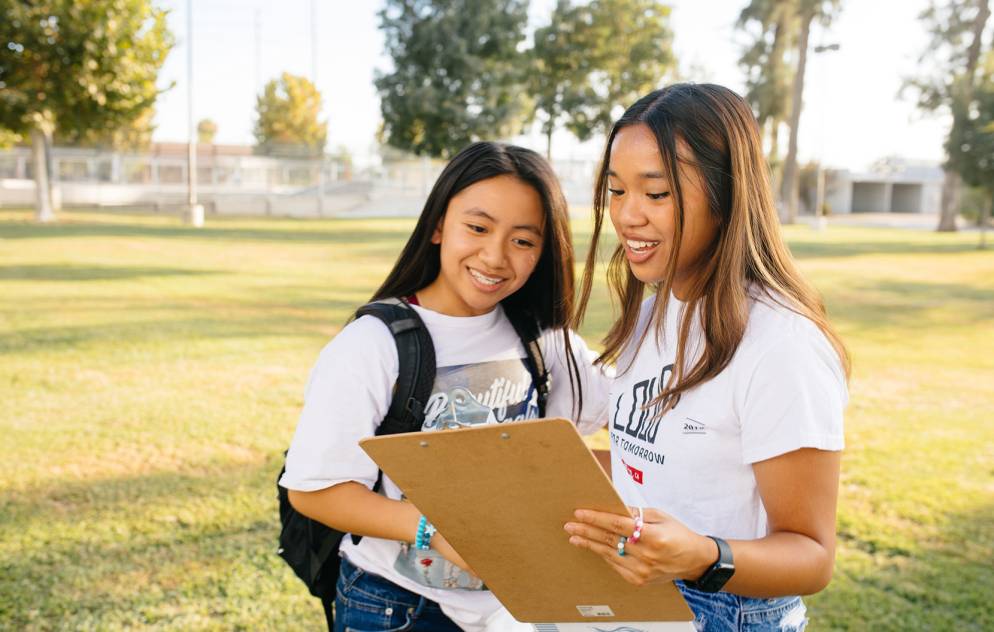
left=676, top=581, right=808, bottom=632
left=333, top=555, right=463, bottom=632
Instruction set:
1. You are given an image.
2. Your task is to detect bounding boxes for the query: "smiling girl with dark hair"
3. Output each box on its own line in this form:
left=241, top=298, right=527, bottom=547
left=281, top=141, right=609, bottom=632
left=566, top=84, right=850, bottom=632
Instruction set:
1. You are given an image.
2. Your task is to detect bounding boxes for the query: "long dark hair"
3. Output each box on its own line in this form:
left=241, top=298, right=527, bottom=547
left=575, top=83, right=849, bottom=411
left=372, top=141, right=583, bottom=416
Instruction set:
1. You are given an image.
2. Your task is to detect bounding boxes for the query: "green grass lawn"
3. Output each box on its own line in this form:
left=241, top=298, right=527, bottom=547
left=1, top=208, right=991, bottom=631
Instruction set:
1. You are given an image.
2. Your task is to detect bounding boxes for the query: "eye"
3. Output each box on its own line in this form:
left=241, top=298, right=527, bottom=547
left=607, top=188, right=625, bottom=198
left=647, top=191, right=671, bottom=200
left=465, top=223, right=486, bottom=233
left=512, top=238, right=537, bottom=248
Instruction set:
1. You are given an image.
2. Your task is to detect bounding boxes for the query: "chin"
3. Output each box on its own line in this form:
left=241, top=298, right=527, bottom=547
left=628, top=266, right=665, bottom=285
left=460, top=292, right=503, bottom=314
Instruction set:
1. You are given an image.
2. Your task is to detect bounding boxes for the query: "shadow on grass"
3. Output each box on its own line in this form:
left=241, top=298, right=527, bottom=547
left=0, top=218, right=415, bottom=247
left=0, top=306, right=361, bottom=354
left=787, top=239, right=982, bottom=259
left=0, top=264, right=215, bottom=282
left=827, top=278, right=994, bottom=333
left=808, top=501, right=994, bottom=630
left=0, top=454, right=320, bottom=629
left=1, top=455, right=990, bottom=630
left=868, top=279, right=994, bottom=304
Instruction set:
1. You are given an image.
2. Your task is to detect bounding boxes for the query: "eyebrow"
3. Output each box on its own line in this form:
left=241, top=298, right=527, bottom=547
left=606, top=169, right=668, bottom=179
left=463, top=207, right=544, bottom=237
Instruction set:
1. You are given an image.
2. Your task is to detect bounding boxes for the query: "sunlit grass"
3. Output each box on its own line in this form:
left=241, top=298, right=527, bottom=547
left=1, top=208, right=991, bottom=630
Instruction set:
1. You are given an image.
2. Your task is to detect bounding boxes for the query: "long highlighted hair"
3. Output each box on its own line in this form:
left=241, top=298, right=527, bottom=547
left=575, top=83, right=849, bottom=410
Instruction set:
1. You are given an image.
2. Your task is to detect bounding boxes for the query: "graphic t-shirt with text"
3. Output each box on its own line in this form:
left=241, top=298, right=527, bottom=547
left=280, top=302, right=610, bottom=624
left=608, top=292, right=848, bottom=541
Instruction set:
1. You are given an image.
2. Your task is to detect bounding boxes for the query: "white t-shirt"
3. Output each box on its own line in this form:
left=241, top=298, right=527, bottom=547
left=279, top=302, right=610, bottom=630
left=608, top=292, right=847, bottom=541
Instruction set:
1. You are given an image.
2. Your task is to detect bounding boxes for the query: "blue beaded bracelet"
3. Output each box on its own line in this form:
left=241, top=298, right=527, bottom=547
left=415, top=515, right=436, bottom=551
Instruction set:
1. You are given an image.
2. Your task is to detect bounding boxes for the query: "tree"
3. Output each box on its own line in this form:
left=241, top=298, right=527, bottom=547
left=0, top=0, right=173, bottom=222
left=905, top=0, right=991, bottom=232
left=59, top=106, right=157, bottom=152
left=528, top=0, right=675, bottom=158
left=736, top=0, right=840, bottom=223
left=946, top=50, right=994, bottom=247
left=375, top=0, right=531, bottom=158
left=0, top=129, right=22, bottom=149
left=737, top=0, right=795, bottom=180
left=528, top=0, right=594, bottom=159
left=253, top=72, right=327, bottom=158
left=566, top=0, right=676, bottom=142
left=780, top=0, right=841, bottom=224
left=197, top=118, right=217, bottom=145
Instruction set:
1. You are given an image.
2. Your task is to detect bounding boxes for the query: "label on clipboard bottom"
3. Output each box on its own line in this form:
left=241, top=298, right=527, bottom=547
left=576, top=605, right=615, bottom=617
left=532, top=624, right=695, bottom=632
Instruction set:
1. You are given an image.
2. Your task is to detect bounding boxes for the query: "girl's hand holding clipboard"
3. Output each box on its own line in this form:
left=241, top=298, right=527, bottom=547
left=564, top=507, right=715, bottom=587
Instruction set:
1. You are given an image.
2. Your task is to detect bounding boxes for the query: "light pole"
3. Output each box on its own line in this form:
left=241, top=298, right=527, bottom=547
left=186, top=0, right=204, bottom=227
left=310, top=0, right=324, bottom=215
left=812, top=43, right=840, bottom=231
left=254, top=8, right=262, bottom=93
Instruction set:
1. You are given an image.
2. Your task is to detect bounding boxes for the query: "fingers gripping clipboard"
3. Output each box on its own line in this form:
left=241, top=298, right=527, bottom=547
left=359, top=418, right=694, bottom=629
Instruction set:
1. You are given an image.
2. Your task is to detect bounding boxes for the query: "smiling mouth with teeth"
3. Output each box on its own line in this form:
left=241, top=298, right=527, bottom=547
left=626, top=239, right=660, bottom=252
left=468, top=268, right=504, bottom=286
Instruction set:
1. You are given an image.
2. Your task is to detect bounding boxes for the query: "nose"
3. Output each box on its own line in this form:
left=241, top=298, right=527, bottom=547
left=613, top=193, right=648, bottom=229
left=478, top=237, right=508, bottom=270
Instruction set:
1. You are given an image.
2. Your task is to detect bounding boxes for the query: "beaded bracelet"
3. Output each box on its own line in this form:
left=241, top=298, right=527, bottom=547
left=628, top=506, right=644, bottom=545
left=415, top=515, right=436, bottom=551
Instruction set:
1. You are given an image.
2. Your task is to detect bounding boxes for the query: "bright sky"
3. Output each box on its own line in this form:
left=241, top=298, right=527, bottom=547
left=153, top=0, right=950, bottom=171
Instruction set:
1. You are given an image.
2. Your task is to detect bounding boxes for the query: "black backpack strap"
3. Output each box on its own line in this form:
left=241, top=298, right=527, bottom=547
left=504, top=307, right=548, bottom=417
left=356, top=298, right=437, bottom=436
left=351, top=298, right=437, bottom=543
left=276, top=298, right=437, bottom=605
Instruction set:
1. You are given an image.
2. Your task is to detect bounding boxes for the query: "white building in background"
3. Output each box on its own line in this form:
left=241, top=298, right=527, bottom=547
left=0, top=144, right=601, bottom=218
left=1, top=145, right=944, bottom=218
left=821, top=157, right=944, bottom=215
left=0, top=143, right=350, bottom=217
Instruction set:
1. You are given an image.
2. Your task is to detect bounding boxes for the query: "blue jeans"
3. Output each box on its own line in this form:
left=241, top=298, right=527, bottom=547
left=676, top=581, right=808, bottom=632
left=333, top=556, right=463, bottom=632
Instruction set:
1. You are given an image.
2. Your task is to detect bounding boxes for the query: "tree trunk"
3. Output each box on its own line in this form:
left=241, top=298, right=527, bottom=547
left=546, top=126, right=553, bottom=162
left=769, top=119, right=781, bottom=164
left=979, top=189, right=991, bottom=250
left=770, top=120, right=783, bottom=204
left=768, top=8, right=787, bottom=177
left=782, top=9, right=812, bottom=225
left=938, top=0, right=990, bottom=233
left=43, top=128, right=61, bottom=212
left=937, top=170, right=961, bottom=231
left=964, top=0, right=991, bottom=79
left=31, top=129, right=55, bottom=223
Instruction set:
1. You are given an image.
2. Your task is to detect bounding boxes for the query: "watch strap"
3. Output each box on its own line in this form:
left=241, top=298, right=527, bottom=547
left=686, top=535, right=734, bottom=593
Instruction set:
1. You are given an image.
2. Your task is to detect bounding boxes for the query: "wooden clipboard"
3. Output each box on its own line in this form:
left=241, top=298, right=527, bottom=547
left=359, top=418, right=694, bottom=625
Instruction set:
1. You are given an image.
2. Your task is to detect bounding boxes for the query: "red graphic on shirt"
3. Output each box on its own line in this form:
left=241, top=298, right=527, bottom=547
left=622, top=459, right=644, bottom=485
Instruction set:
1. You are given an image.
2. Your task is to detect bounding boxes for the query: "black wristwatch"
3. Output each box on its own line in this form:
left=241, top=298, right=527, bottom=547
left=686, top=536, right=735, bottom=593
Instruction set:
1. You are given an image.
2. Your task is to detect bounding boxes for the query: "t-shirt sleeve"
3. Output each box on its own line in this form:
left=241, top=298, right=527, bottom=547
left=736, top=327, right=848, bottom=464
left=278, top=315, right=398, bottom=491
left=542, top=328, right=614, bottom=435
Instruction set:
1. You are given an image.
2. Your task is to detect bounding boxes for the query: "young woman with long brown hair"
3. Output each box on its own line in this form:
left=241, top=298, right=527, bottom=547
left=564, top=83, right=850, bottom=631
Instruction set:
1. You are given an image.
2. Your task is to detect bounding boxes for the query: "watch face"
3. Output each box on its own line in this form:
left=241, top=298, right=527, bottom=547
left=699, top=562, right=735, bottom=592
left=713, top=562, right=735, bottom=580
left=693, top=537, right=735, bottom=592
